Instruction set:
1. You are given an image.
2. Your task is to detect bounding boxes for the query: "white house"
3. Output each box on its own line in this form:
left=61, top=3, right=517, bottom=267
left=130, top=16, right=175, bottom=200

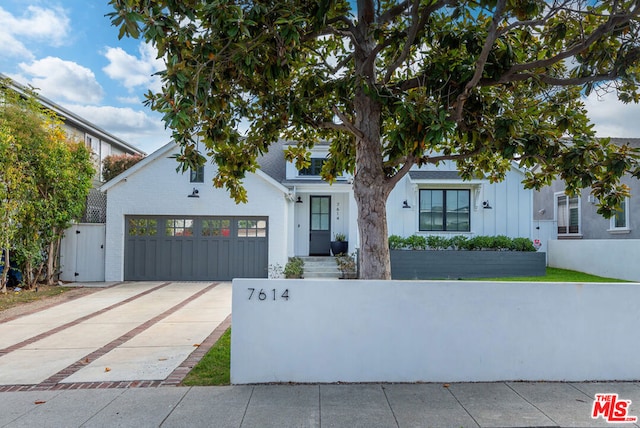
left=101, top=141, right=534, bottom=281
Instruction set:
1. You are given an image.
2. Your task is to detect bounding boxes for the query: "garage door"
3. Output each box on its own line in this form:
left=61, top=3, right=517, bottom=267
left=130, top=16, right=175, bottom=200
left=124, top=216, right=268, bottom=281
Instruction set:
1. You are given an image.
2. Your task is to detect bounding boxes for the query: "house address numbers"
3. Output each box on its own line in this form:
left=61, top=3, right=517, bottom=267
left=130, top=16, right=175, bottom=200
left=247, top=288, right=290, bottom=301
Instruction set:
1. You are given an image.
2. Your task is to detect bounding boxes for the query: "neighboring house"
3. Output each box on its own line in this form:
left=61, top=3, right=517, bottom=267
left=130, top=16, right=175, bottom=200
left=533, top=138, right=640, bottom=243
left=101, top=140, right=534, bottom=282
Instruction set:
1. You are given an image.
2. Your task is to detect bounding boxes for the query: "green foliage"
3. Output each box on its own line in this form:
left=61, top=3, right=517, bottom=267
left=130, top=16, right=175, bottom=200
left=109, top=0, right=640, bottom=278
left=426, top=235, right=450, bottom=250
left=0, top=80, right=94, bottom=290
left=405, top=234, right=427, bottom=250
left=181, top=328, right=231, bottom=386
left=389, top=235, right=536, bottom=252
left=102, top=153, right=144, bottom=182
left=511, top=237, right=537, bottom=252
left=335, top=252, right=357, bottom=278
left=283, top=256, right=304, bottom=278
left=388, top=234, right=406, bottom=250
left=333, top=233, right=346, bottom=242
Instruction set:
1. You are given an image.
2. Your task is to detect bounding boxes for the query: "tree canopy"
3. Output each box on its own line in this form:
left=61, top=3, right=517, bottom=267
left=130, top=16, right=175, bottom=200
left=110, top=0, right=640, bottom=279
left=0, top=80, right=94, bottom=291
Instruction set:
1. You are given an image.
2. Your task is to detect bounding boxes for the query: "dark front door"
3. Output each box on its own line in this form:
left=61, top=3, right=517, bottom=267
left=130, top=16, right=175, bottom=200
left=309, top=196, right=331, bottom=256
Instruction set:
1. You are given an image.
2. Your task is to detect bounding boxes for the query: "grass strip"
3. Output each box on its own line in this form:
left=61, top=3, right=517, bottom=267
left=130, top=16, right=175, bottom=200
left=479, top=267, right=629, bottom=282
left=182, top=328, right=231, bottom=386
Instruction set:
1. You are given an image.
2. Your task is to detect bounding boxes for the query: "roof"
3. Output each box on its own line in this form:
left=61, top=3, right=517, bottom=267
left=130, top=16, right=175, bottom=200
left=609, top=138, right=640, bottom=148
left=101, top=141, right=289, bottom=195
left=1, top=74, right=145, bottom=156
left=409, top=171, right=462, bottom=180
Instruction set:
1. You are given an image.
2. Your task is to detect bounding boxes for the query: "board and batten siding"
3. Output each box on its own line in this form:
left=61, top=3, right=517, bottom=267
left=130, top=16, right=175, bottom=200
left=386, top=165, right=532, bottom=239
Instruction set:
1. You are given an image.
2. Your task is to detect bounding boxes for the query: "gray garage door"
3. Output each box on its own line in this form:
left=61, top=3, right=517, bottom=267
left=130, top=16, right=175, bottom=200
left=124, top=216, right=268, bottom=281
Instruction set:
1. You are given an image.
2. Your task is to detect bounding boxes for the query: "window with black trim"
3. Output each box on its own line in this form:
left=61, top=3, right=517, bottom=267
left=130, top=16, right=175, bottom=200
left=419, top=189, right=470, bottom=231
left=298, top=158, right=325, bottom=176
left=190, top=165, right=204, bottom=183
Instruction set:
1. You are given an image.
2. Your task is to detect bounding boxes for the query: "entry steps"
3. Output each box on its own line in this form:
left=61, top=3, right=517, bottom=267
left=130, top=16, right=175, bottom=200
left=300, top=256, right=341, bottom=279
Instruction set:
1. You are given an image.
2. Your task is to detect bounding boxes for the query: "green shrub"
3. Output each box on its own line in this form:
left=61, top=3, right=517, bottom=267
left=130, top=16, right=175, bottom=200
left=426, top=235, right=450, bottom=250
left=283, top=257, right=304, bottom=278
left=388, top=234, right=406, bottom=250
left=405, top=234, right=427, bottom=250
left=449, top=235, right=469, bottom=250
left=511, top=237, right=536, bottom=252
left=492, top=235, right=513, bottom=250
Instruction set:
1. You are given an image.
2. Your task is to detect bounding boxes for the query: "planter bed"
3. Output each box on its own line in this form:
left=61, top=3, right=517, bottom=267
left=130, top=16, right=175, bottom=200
left=390, top=249, right=546, bottom=280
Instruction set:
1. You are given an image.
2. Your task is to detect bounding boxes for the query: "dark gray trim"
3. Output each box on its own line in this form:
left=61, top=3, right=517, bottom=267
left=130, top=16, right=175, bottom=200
left=390, top=250, right=546, bottom=279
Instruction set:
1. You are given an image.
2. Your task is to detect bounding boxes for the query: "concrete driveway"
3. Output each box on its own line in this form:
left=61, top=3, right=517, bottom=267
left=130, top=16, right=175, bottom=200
left=0, top=281, right=231, bottom=389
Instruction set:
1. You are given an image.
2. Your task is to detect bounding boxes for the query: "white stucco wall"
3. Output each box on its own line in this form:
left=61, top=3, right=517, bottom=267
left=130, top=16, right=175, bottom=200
left=548, top=239, right=640, bottom=281
left=232, top=279, right=640, bottom=383
left=103, top=151, right=289, bottom=281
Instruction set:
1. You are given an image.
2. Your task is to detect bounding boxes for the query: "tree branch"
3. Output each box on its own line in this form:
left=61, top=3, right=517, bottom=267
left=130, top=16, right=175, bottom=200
left=453, top=0, right=507, bottom=123
left=377, top=0, right=411, bottom=24
left=482, top=70, right=618, bottom=86
left=385, top=156, right=416, bottom=189
left=382, top=0, right=449, bottom=84
left=332, top=106, right=364, bottom=139
left=419, top=147, right=483, bottom=164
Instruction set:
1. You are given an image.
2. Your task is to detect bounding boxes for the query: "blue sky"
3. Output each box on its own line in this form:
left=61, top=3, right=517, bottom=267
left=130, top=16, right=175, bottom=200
left=1, top=1, right=639, bottom=156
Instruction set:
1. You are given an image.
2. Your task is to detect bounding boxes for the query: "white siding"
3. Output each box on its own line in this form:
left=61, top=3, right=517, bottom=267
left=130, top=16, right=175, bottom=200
left=104, top=153, right=289, bottom=281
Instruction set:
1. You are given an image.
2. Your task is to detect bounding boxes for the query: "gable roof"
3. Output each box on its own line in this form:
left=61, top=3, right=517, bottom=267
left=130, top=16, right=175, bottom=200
left=101, top=141, right=289, bottom=195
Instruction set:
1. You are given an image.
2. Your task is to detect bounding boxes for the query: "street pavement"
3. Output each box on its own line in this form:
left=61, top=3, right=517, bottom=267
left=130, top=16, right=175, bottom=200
left=1, top=382, right=640, bottom=427
left=1, top=281, right=639, bottom=427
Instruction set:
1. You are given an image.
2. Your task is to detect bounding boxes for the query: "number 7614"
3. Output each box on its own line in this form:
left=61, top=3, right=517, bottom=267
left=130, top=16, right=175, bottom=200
left=247, top=288, right=289, bottom=301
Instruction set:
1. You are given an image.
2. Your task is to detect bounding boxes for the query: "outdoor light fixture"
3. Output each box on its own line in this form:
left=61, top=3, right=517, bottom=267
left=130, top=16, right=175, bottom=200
left=296, top=196, right=303, bottom=203
left=402, top=200, right=411, bottom=208
left=482, top=200, right=492, bottom=209
left=188, top=188, right=200, bottom=198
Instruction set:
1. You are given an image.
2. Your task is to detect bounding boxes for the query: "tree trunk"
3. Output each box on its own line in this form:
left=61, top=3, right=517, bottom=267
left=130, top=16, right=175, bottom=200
left=0, top=248, right=8, bottom=294
left=46, top=231, right=60, bottom=285
left=351, top=0, right=394, bottom=279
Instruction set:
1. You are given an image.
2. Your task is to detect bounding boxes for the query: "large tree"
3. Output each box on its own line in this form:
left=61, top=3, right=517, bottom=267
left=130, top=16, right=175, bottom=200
left=0, top=81, right=94, bottom=290
left=110, top=0, right=640, bottom=279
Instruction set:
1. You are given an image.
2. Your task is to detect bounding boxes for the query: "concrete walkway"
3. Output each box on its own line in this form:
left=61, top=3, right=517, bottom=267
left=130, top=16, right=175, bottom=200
left=0, top=281, right=231, bottom=388
left=1, top=382, right=639, bottom=427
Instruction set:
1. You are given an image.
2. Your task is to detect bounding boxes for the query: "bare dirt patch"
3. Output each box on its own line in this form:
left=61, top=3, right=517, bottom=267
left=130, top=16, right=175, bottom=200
left=0, top=285, right=99, bottom=322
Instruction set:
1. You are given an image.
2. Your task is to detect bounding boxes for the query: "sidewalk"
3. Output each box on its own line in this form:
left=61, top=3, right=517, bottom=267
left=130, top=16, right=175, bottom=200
left=1, top=381, right=639, bottom=427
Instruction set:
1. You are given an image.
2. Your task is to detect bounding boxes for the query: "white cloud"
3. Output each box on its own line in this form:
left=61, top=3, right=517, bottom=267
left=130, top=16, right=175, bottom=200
left=17, top=57, right=104, bottom=104
left=62, top=104, right=172, bottom=153
left=117, top=96, right=143, bottom=105
left=0, top=6, right=70, bottom=59
left=584, top=92, right=640, bottom=138
left=103, top=43, right=164, bottom=93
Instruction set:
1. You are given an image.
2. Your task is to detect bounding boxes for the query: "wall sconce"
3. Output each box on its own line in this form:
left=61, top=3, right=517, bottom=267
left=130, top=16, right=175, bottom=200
left=296, top=196, right=303, bottom=204
left=482, top=200, right=492, bottom=209
left=188, top=188, right=200, bottom=198
left=402, top=200, right=411, bottom=208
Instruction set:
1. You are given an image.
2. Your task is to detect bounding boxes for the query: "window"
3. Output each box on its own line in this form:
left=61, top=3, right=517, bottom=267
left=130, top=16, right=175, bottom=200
left=128, top=218, right=157, bottom=236
left=610, top=197, right=630, bottom=232
left=237, top=219, right=267, bottom=237
left=419, top=189, right=470, bottom=232
left=165, top=219, right=194, bottom=236
left=190, top=165, right=204, bottom=183
left=556, top=194, right=580, bottom=234
left=299, top=158, right=325, bottom=176
left=202, top=219, right=231, bottom=237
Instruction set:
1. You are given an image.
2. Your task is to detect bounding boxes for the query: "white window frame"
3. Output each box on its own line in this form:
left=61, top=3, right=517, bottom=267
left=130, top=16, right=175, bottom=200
left=555, top=192, right=581, bottom=237
left=608, top=197, right=631, bottom=234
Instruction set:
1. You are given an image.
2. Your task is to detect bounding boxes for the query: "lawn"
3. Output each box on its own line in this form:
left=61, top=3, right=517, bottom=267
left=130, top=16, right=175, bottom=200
left=480, top=267, right=629, bottom=282
left=182, top=328, right=231, bottom=386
